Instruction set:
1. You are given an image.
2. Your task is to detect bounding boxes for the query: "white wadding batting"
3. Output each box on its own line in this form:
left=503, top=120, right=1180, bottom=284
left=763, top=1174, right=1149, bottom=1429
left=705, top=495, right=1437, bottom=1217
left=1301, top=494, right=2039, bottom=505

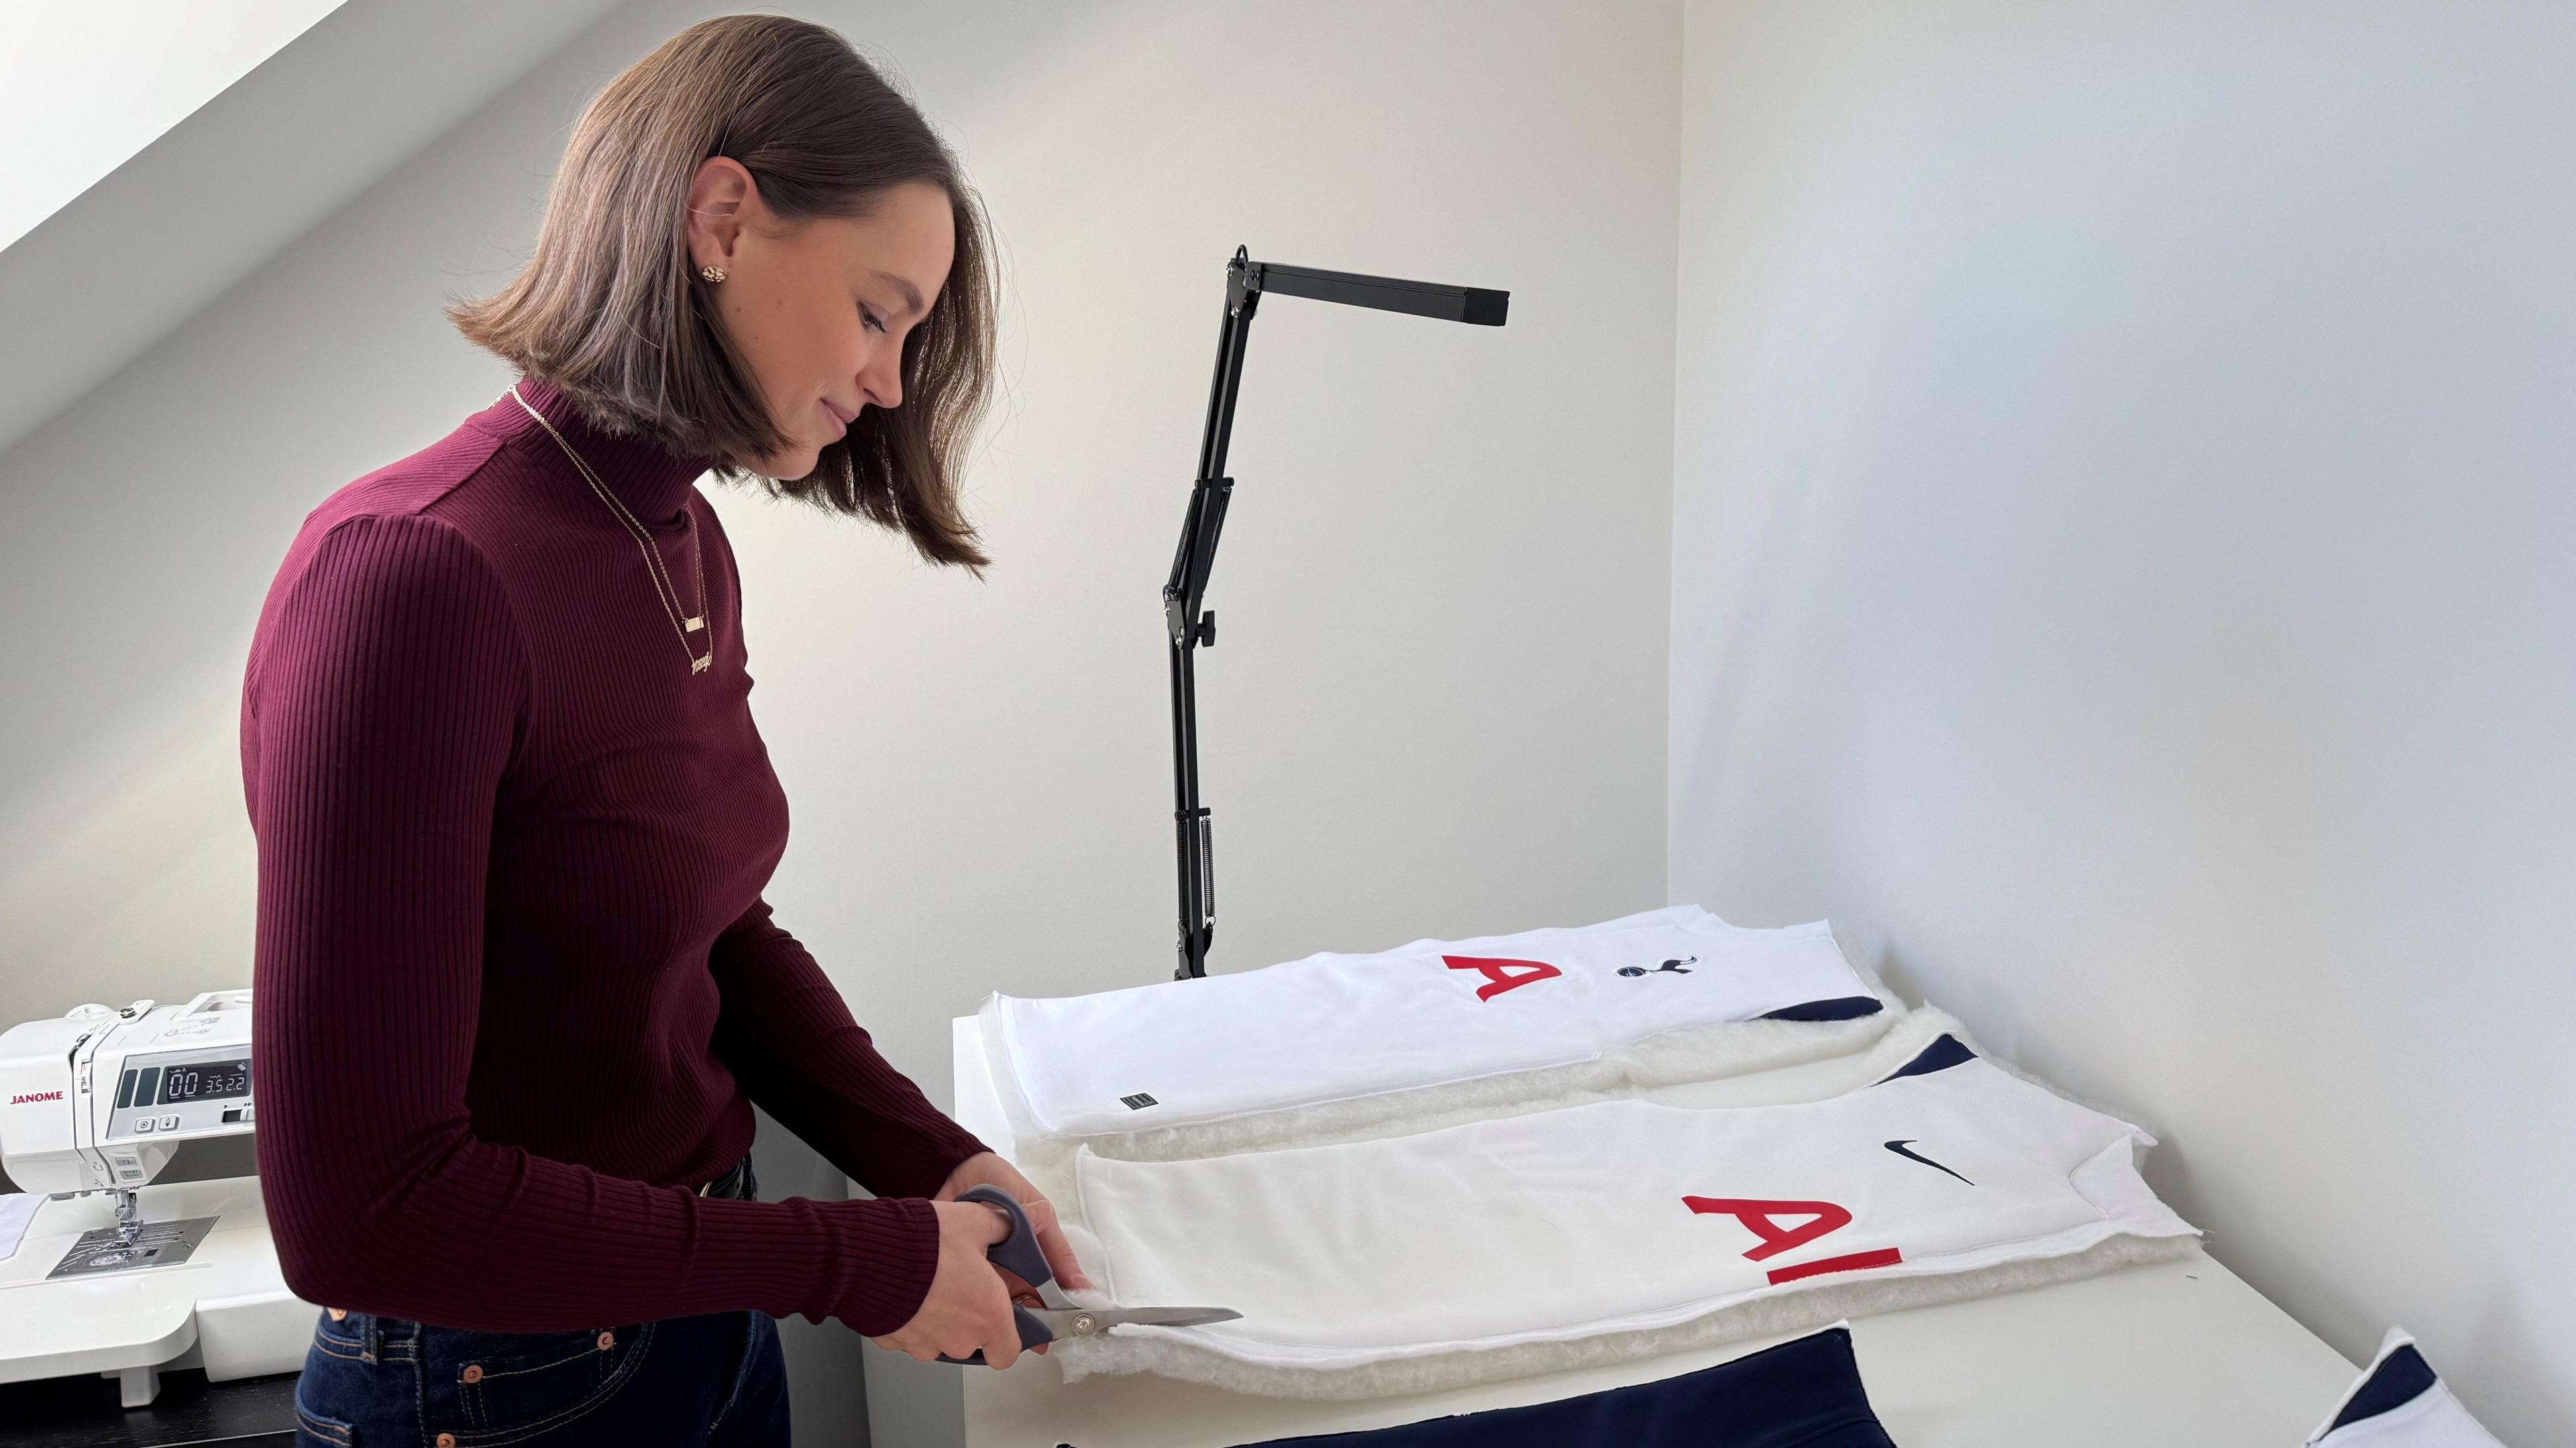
left=1056, top=1234, right=2189, bottom=1401
left=997, top=1001, right=1903, bottom=1180
left=1032, top=1009, right=2201, bottom=1400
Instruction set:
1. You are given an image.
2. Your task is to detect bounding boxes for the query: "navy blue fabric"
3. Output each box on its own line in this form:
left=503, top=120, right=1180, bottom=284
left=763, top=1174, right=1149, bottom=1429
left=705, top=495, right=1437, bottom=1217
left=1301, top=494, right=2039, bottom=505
left=1226, top=1326, right=1897, bottom=1447
left=1760, top=997, right=1886, bottom=1023
left=293, top=1307, right=788, bottom=1448
left=1875, top=1034, right=1976, bottom=1083
left=2328, top=1344, right=2439, bottom=1432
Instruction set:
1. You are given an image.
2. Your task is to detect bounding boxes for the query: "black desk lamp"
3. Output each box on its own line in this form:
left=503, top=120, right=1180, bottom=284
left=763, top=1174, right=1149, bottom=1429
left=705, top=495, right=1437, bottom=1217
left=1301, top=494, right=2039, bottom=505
left=1162, top=245, right=1510, bottom=980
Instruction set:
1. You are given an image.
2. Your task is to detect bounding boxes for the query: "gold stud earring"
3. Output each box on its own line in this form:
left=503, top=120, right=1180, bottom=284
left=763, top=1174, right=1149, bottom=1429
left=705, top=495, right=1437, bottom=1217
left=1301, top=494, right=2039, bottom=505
left=700, top=265, right=727, bottom=284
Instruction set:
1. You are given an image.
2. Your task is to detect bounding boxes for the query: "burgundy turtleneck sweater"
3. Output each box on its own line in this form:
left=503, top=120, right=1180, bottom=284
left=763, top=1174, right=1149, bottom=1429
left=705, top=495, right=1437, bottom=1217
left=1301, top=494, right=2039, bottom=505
left=241, top=380, right=987, bottom=1336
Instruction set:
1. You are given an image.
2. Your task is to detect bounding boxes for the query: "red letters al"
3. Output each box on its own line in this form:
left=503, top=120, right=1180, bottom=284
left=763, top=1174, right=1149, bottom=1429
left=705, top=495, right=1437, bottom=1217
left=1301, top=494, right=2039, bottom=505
left=1681, top=1197, right=1853, bottom=1260
left=1684, top=1195, right=1903, bottom=1284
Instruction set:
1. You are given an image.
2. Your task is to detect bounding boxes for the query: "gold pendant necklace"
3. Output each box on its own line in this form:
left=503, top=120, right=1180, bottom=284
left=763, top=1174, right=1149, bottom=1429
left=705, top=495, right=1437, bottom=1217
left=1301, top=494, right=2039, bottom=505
left=510, top=385, right=713, bottom=675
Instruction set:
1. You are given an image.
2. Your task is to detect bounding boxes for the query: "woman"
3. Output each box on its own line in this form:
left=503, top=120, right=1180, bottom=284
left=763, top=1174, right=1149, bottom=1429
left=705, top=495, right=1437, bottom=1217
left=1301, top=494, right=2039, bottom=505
left=242, top=17, right=1086, bottom=1446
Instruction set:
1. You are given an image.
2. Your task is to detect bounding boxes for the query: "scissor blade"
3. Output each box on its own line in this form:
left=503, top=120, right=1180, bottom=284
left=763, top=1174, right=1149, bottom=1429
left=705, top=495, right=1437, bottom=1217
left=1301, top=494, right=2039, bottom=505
left=1103, top=1306, right=1242, bottom=1329
left=1030, top=1305, right=1242, bottom=1335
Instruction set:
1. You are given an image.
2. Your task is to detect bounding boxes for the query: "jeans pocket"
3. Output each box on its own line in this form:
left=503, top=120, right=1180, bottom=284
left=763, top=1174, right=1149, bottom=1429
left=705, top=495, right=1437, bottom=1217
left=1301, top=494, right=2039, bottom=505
left=435, top=1321, right=655, bottom=1444
left=293, top=1402, right=357, bottom=1447
left=309, top=1311, right=371, bottom=1364
left=706, top=1312, right=776, bottom=1437
left=299, top=1314, right=377, bottom=1436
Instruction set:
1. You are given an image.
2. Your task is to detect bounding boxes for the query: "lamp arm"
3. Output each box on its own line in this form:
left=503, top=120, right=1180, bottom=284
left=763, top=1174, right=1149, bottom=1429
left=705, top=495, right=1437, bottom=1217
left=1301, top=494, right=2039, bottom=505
left=1162, top=247, right=1508, bottom=980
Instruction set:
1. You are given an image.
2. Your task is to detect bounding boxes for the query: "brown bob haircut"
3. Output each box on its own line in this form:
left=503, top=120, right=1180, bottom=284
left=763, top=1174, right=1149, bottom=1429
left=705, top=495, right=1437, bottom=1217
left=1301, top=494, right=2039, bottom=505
left=452, top=15, right=995, bottom=568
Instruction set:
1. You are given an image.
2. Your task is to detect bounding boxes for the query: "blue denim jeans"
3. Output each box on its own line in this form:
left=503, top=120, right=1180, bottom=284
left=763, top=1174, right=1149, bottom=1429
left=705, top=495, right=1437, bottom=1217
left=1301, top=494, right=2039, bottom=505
left=292, top=1306, right=788, bottom=1448
left=290, top=1156, right=788, bottom=1448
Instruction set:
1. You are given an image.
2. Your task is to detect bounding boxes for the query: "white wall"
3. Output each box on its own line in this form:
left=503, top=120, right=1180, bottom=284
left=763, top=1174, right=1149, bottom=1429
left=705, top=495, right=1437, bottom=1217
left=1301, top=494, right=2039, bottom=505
left=1671, top=2, right=2576, bottom=1439
left=0, top=0, right=1676, bottom=1106
left=1, top=0, right=1677, bottom=1429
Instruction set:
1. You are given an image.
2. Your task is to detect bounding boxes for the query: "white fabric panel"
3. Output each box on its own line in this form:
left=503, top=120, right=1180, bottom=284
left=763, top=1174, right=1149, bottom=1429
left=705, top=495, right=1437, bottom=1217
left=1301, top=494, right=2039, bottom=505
left=2309, top=1331, right=2508, bottom=1448
left=990, top=905, right=1876, bottom=1139
left=0, top=1192, right=37, bottom=1262
left=1065, top=1038, right=2196, bottom=1380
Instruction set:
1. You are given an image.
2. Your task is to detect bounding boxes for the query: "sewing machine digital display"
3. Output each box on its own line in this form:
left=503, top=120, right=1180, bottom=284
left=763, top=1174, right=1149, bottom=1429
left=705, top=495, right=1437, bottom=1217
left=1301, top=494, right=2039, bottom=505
left=121, top=1057, right=250, bottom=1105
left=107, top=1050, right=256, bottom=1139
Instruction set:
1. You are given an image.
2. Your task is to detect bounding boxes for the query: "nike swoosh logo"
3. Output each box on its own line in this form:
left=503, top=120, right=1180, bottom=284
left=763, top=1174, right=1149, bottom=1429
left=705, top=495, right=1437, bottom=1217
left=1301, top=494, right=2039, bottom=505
left=1884, top=1139, right=1974, bottom=1185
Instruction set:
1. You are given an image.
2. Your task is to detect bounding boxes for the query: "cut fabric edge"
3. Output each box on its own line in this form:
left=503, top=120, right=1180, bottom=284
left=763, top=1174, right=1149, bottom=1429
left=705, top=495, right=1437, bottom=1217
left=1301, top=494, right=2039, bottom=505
left=1053, top=1231, right=2203, bottom=1401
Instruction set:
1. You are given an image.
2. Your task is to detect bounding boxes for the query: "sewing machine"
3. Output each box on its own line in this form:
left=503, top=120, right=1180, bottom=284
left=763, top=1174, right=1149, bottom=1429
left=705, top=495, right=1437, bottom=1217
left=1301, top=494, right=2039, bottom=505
left=0, top=992, right=311, bottom=1406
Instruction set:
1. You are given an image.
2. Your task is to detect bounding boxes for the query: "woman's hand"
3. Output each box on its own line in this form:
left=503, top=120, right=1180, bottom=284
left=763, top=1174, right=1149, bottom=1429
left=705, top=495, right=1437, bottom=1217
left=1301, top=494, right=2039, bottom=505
left=867, top=1154, right=1091, bottom=1368
left=934, top=1151, right=1093, bottom=1293
left=867, top=1198, right=1027, bottom=1366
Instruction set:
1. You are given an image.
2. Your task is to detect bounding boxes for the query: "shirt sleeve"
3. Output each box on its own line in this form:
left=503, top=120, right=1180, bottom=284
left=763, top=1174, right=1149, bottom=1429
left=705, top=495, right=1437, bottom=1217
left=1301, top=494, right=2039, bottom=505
left=708, top=899, right=994, bottom=1201
left=246, top=512, right=944, bottom=1336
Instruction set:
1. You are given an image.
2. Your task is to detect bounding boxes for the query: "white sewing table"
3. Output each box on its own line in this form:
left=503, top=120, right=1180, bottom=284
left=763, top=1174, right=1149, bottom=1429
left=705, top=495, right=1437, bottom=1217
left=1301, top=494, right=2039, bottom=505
left=951, top=1016, right=2358, bottom=1447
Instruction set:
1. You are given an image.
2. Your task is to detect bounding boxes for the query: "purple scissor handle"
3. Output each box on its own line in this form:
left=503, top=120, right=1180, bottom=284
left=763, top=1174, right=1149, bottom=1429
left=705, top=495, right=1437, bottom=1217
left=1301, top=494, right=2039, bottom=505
left=936, top=1184, right=1240, bottom=1366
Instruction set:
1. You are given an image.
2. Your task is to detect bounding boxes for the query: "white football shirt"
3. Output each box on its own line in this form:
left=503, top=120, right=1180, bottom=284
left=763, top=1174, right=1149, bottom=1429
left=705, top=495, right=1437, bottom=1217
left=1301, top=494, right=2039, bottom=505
left=1063, top=1031, right=2196, bottom=1378
left=989, top=905, right=1882, bottom=1139
left=2308, top=1331, right=2508, bottom=1448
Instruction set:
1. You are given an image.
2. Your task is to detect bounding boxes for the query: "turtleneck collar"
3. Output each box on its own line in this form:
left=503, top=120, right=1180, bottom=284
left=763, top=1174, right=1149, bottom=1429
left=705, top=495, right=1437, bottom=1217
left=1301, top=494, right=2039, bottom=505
left=480, top=377, right=719, bottom=526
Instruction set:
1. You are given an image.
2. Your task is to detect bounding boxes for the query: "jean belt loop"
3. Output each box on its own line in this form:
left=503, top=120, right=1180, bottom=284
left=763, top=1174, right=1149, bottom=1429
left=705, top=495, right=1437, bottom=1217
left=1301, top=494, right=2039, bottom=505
left=360, top=1311, right=380, bottom=1363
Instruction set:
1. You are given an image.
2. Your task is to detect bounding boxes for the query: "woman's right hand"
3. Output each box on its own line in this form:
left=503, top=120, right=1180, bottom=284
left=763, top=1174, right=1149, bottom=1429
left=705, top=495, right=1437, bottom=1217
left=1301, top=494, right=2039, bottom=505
left=868, top=1199, right=1026, bottom=1367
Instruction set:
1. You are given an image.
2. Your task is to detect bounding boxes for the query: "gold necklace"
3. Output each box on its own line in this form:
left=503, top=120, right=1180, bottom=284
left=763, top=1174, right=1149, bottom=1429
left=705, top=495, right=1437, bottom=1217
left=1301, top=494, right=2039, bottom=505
left=510, top=385, right=712, bottom=675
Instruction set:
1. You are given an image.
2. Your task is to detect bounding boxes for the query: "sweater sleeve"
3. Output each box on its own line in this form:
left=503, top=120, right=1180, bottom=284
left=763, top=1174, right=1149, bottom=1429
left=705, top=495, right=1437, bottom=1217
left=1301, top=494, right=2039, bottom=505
left=246, top=512, right=943, bottom=1336
left=708, top=900, right=994, bottom=1201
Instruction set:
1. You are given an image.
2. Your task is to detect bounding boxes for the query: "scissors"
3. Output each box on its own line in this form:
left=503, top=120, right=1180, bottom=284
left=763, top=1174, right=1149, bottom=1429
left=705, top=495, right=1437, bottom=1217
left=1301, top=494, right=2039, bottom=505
left=936, top=1184, right=1241, bottom=1366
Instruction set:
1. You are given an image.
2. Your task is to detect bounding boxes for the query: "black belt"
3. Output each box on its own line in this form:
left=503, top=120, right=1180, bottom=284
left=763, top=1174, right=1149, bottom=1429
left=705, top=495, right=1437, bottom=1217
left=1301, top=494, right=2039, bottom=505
left=696, top=1152, right=758, bottom=1201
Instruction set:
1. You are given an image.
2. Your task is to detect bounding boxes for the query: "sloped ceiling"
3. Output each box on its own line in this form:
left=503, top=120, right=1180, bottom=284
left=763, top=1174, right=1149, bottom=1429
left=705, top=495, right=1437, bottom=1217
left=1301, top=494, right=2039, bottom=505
left=0, top=0, right=628, bottom=455
left=3, top=0, right=351, bottom=252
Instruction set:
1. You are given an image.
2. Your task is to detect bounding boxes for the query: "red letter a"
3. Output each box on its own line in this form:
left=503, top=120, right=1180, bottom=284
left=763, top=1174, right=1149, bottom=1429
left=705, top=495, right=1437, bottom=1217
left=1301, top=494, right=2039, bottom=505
left=1442, top=955, right=1562, bottom=1001
left=1682, top=1196, right=1854, bottom=1261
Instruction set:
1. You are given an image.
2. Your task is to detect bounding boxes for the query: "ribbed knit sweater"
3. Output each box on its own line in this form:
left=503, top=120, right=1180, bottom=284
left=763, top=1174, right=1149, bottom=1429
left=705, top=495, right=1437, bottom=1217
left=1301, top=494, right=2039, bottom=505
left=241, top=380, right=988, bottom=1336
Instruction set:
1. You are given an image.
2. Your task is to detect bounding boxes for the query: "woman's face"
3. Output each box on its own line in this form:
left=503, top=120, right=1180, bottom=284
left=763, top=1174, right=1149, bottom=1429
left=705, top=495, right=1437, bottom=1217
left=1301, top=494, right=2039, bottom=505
left=686, top=163, right=955, bottom=479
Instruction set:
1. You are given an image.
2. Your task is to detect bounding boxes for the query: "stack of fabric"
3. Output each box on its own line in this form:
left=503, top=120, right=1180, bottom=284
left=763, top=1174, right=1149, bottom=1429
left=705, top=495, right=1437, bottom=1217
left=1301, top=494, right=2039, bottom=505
left=983, top=908, right=2510, bottom=1444
left=981, top=905, right=1896, bottom=1166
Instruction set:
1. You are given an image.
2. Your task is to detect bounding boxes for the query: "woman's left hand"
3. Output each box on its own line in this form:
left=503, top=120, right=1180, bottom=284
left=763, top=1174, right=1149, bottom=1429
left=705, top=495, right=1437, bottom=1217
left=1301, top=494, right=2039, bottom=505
left=935, top=1151, right=1095, bottom=1298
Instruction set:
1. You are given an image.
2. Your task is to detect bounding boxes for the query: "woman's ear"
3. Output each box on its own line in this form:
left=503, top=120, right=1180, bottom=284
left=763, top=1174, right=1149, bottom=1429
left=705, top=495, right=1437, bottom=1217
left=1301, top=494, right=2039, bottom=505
left=686, top=156, right=759, bottom=273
